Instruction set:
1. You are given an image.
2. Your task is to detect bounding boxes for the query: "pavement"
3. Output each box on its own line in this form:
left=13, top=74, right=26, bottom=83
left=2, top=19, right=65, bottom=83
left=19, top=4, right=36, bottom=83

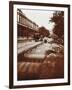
left=24, top=43, right=53, bottom=59
left=17, top=40, right=43, bottom=54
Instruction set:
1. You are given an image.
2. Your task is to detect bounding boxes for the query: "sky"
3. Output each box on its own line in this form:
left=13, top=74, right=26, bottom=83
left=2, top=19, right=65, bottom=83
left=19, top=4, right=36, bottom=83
left=21, top=9, right=55, bottom=32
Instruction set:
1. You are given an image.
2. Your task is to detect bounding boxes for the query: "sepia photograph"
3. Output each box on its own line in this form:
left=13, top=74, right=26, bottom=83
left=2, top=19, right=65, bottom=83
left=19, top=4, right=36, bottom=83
left=17, top=9, right=64, bottom=80
left=9, top=1, right=70, bottom=88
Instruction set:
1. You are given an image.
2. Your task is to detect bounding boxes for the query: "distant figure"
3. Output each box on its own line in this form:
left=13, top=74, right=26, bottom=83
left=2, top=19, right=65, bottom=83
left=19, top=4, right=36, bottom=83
left=43, top=37, right=48, bottom=43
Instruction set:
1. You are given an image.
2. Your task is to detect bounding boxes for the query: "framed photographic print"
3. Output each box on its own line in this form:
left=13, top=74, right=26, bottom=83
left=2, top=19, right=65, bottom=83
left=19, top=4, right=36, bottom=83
left=9, top=1, right=70, bottom=88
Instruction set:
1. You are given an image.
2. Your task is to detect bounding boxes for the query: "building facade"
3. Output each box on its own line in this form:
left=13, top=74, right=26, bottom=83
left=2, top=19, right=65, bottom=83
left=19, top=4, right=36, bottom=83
left=17, top=9, right=39, bottom=39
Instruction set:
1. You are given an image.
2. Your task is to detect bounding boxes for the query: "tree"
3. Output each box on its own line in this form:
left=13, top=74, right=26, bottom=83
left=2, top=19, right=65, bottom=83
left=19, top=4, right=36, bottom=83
left=50, top=11, right=64, bottom=39
left=39, top=26, right=50, bottom=37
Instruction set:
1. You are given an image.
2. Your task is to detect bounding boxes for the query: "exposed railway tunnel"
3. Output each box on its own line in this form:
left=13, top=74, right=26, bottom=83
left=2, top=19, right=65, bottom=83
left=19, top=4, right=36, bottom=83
left=17, top=42, right=64, bottom=80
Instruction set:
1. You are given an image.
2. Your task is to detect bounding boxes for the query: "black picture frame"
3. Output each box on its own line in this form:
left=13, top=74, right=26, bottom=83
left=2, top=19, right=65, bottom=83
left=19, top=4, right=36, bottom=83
left=9, top=1, right=70, bottom=89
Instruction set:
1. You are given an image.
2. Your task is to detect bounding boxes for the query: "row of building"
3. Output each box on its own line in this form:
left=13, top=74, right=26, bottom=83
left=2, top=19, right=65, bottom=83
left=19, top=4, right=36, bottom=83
left=17, top=9, right=39, bottom=38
